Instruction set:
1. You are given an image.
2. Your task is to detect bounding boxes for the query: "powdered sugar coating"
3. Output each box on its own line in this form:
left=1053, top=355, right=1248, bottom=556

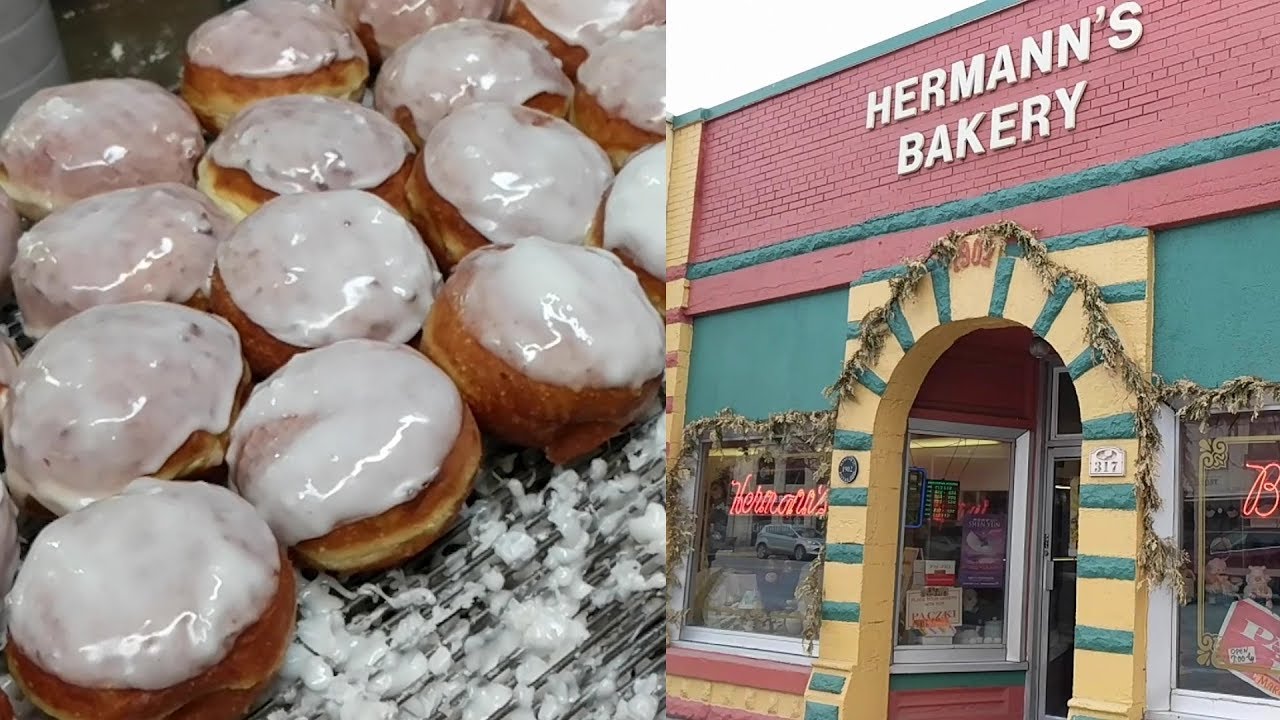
left=336, top=0, right=504, bottom=60
left=602, top=143, right=663, bottom=278
left=6, top=480, right=280, bottom=690
left=453, top=238, right=662, bottom=389
left=0, top=303, right=244, bottom=516
left=0, top=79, right=204, bottom=216
left=577, top=26, right=665, bottom=134
left=423, top=103, right=612, bottom=246
left=187, top=0, right=366, bottom=79
left=0, top=192, right=18, bottom=294
left=216, top=190, right=440, bottom=348
left=207, top=95, right=413, bottom=196
left=229, top=340, right=464, bottom=544
left=520, top=0, right=664, bottom=51
left=375, top=19, right=572, bottom=142
left=11, top=183, right=231, bottom=339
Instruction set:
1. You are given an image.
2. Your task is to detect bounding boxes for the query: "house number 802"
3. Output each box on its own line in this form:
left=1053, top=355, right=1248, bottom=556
left=951, top=237, right=997, bottom=272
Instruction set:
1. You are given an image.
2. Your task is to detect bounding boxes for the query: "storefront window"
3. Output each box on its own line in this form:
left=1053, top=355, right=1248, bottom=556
left=1178, top=411, right=1280, bottom=700
left=684, top=437, right=825, bottom=642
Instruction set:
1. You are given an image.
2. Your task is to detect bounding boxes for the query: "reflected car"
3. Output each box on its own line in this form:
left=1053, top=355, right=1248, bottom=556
left=755, top=524, right=824, bottom=560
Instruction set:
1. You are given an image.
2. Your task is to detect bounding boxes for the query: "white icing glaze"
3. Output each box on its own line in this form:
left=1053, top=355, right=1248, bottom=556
left=0, top=333, right=19, bottom=395
left=217, top=190, right=440, bottom=348
left=187, top=0, right=366, bottom=79
left=577, top=26, right=665, bottom=134
left=11, top=183, right=232, bottom=339
left=453, top=238, right=662, bottom=389
left=207, top=94, right=413, bottom=196
left=228, top=339, right=464, bottom=544
left=0, top=302, right=244, bottom=516
left=336, top=0, right=505, bottom=59
left=0, top=191, right=18, bottom=293
left=0, top=482, right=18, bottom=599
left=521, top=0, right=664, bottom=51
left=423, top=103, right=612, bottom=246
left=5, top=479, right=280, bottom=690
left=374, top=19, right=572, bottom=142
left=602, top=142, right=663, bottom=278
left=0, top=79, right=204, bottom=214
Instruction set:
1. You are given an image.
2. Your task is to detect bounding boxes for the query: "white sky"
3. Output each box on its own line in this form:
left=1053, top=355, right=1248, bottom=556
left=667, top=0, right=993, bottom=115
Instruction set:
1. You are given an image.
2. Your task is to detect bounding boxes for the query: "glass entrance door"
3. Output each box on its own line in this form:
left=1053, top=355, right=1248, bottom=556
left=1040, top=452, right=1080, bottom=719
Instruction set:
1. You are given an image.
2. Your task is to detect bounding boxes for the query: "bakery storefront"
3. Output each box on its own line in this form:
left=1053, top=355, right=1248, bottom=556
left=665, top=1, right=1280, bottom=720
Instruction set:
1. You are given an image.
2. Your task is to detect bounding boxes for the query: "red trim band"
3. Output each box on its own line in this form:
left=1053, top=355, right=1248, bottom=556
left=667, top=646, right=811, bottom=695
left=667, top=697, right=793, bottom=720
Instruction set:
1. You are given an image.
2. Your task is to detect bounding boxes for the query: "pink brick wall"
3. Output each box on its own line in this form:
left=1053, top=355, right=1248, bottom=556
left=690, top=0, right=1280, bottom=264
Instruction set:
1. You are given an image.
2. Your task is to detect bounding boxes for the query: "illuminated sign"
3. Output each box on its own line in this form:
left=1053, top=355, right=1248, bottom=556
left=729, top=474, right=829, bottom=517
left=1243, top=462, right=1280, bottom=519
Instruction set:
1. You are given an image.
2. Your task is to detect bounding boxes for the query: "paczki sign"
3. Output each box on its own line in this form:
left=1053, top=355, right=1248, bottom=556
left=867, top=2, right=1146, bottom=176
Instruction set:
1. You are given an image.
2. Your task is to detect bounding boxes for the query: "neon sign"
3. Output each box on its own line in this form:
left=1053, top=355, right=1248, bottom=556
left=729, top=474, right=829, bottom=517
left=1243, top=462, right=1280, bottom=519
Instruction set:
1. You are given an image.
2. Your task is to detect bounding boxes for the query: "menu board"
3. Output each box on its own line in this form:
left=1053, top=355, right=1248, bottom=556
left=903, top=468, right=928, bottom=528
left=925, top=479, right=960, bottom=526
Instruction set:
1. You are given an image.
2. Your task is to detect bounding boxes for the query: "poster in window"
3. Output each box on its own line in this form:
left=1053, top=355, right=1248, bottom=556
left=904, top=587, right=962, bottom=637
left=958, top=514, right=1007, bottom=588
left=1214, top=599, right=1280, bottom=699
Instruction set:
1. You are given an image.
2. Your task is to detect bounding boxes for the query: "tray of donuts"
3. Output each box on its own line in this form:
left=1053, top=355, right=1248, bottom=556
left=0, top=0, right=666, bottom=717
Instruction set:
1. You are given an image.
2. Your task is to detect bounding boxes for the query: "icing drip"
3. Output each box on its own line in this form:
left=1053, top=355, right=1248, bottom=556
left=336, top=0, right=505, bottom=60
left=0, top=79, right=204, bottom=213
left=187, top=0, right=366, bottom=79
left=216, top=190, right=440, bottom=348
left=0, top=482, right=18, bottom=598
left=0, top=192, right=18, bottom=292
left=0, top=302, right=244, bottom=516
left=602, top=142, right=664, bottom=278
left=207, top=95, right=413, bottom=196
left=375, top=19, right=572, bottom=142
left=577, top=26, right=666, bottom=135
left=11, top=183, right=231, bottom=339
left=521, top=0, right=665, bottom=51
left=451, top=238, right=663, bottom=389
left=5, top=480, right=280, bottom=690
left=228, top=339, right=464, bottom=544
left=423, top=103, right=612, bottom=246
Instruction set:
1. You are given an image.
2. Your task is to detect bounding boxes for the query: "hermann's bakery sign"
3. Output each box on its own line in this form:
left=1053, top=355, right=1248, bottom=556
left=866, top=2, right=1146, bottom=176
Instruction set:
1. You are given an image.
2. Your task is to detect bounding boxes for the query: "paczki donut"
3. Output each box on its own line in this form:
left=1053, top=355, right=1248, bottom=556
left=0, top=191, right=18, bottom=300
left=182, top=0, right=370, bottom=133
left=0, top=79, right=205, bottom=221
left=10, top=183, right=232, bottom=340
left=4, top=479, right=295, bottom=720
left=421, top=238, right=663, bottom=463
left=503, top=0, right=665, bottom=81
left=574, top=26, right=665, bottom=168
left=588, top=142, right=664, bottom=311
left=229, top=339, right=482, bottom=573
left=0, top=302, right=250, bottom=517
left=335, top=0, right=505, bottom=66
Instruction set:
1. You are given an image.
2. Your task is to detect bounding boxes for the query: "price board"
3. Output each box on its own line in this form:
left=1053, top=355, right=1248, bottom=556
left=903, top=468, right=928, bottom=528
left=924, top=479, right=960, bottom=526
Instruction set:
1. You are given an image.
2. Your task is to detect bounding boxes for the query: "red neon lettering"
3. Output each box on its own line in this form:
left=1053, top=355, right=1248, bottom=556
left=1243, top=462, right=1280, bottom=519
left=728, top=474, right=829, bottom=517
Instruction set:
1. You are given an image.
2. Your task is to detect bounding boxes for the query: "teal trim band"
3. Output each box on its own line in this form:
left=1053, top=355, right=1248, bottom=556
left=1083, top=412, right=1138, bottom=439
left=1076, top=626, right=1135, bottom=654
left=890, top=671, right=1026, bottom=691
left=669, top=0, right=1026, bottom=129
left=851, top=264, right=906, bottom=286
left=833, top=430, right=873, bottom=451
left=847, top=321, right=861, bottom=340
left=988, top=256, right=1016, bottom=317
left=822, top=601, right=861, bottom=622
left=686, top=121, right=1280, bottom=281
left=1079, top=484, right=1137, bottom=511
left=1078, top=555, right=1137, bottom=581
left=809, top=672, right=846, bottom=694
left=827, top=543, right=865, bottom=564
left=886, top=302, right=915, bottom=351
left=1032, top=277, right=1075, bottom=337
left=927, top=259, right=952, bottom=324
left=1067, top=348, right=1101, bottom=381
left=805, top=701, right=840, bottom=720
left=1100, top=281, right=1147, bottom=303
left=830, top=487, right=869, bottom=506
left=1042, top=225, right=1149, bottom=252
left=857, top=368, right=887, bottom=396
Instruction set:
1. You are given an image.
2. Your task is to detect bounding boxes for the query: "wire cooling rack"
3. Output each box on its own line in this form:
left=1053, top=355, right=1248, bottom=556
left=0, top=304, right=667, bottom=720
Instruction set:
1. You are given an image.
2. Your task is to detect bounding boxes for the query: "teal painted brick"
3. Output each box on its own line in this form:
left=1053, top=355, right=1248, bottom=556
left=809, top=672, right=847, bottom=694
left=989, top=256, right=1016, bottom=317
left=833, top=430, right=873, bottom=451
left=822, top=601, right=861, bottom=622
left=1042, top=226, right=1148, bottom=252
left=1067, top=347, right=1101, bottom=381
left=1032, top=277, right=1075, bottom=337
left=927, top=259, right=952, bottom=324
left=1079, top=484, right=1137, bottom=511
left=805, top=701, right=840, bottom=720
left=1078, top=555, right=1137, bottom=581
left=847, top=321, right=861, bottom=340
left=1100, top=281, right=1147, bottom=303
left=827, top=543, right=865, bottom=564
left=886, top=302, right=915, bottom=351
left=857, top=368, right=887, bottom=396
left=830, top=488, right=869, bottom=506
left=1076, top=626, right=1134, bottom=654
left=851, top=264, right=907, bottom=286
left=1082, top=412, right=1138, bottom=439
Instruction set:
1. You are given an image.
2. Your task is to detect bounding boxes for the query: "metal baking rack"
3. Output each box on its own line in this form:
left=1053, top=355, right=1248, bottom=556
left=0, top=304, right=667, bottom=720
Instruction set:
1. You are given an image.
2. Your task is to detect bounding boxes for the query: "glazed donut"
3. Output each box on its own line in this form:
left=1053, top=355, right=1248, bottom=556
left=0, top=302, right=250, bottom=517
left=588, top=142, right=664, bottom=311
left=199, top=94, right=415, bottom=221
left=229, top=339, right=481, bottom=573
left=0, top=482, right=18, bottom=599
left=5, top=479, right=295, bottom=720
left=406, top=102, right=613, bottom=270
left=182, top=0, right=370, bottom=134
left=335, top=0, right=505, bottom=66
left=575, top=26, right=665, bottom=168
left=210, top=190, right=441, bottom=378
left=0, top=79, right=204, bottom=221
left=0, top=191, right=19, bottom=299
left=0, top=334, right=19, bottom=401
left=420, top=238, right=663, bottom=463
left=503, top=0, right=664, bottom=80
left=374, top=19, right=573, bottom=148
left=10, top=183, right=232, bottom=340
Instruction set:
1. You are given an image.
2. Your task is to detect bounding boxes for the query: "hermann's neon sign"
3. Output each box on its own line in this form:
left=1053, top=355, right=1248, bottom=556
left=729, top=474, right=829, bottom=517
